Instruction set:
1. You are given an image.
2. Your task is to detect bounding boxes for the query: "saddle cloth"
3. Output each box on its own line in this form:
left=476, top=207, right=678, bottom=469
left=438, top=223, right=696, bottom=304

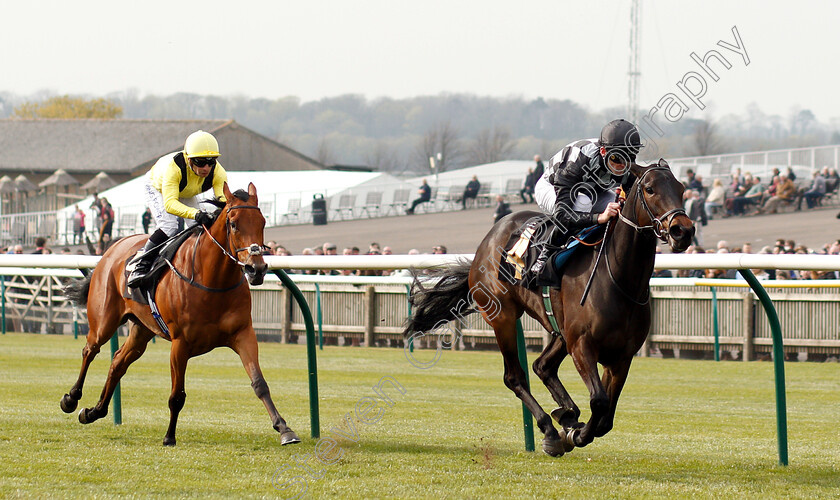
left=122, top=225, right=202, bottom=305
left=499, top=219, right=602, bottom=289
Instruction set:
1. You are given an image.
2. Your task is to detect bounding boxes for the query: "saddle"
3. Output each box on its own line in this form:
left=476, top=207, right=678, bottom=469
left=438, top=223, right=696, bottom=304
left=500, top=217, right=603, bottom=289
left=121, top=225, right=203, bottom=339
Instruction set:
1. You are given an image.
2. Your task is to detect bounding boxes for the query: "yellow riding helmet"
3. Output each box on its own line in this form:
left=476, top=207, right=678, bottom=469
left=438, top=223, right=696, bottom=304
left=184, top=130, right=220, bottom=158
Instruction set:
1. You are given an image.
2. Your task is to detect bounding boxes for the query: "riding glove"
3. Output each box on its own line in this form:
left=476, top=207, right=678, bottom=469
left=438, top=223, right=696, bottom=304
left=194, top=211, right=213, bottom=227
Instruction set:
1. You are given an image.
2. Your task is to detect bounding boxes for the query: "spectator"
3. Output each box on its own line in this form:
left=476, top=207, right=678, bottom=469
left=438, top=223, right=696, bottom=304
left=741, top=242, right=753, bottom=254
left=785, top=166, right=796, bottom=183
left=322, top=242, right=339, bottom=276
left=432, top=245, right=447, bottom=254
left=520, top=168, right=536, bottom=203
left=31, top=237, right=48, bottom=255
left=800, top=170, right=826, bottom=209
left=72, top=205, right=86, bottom=244
left=521, top=155, right=544, bottom=203
left=462, top=175, right=481, bottom=209
left=683, top=189, right=707, bottom=247
left=493, top=195, right=512, bottom=223
left=730, top=176, right=764, bottom=215
left=754, top=174, right=796, bottom=214
left=823, top=166, right=839, bottom=193
left=705, top=178, right=726, bottom=217
left=405, top=179, right=431, bottom=215
left=141, top=207, right=152, bottom=234
left=98, top=197, right=114, bottom=255
left=685, top=169, right=704, bottom=195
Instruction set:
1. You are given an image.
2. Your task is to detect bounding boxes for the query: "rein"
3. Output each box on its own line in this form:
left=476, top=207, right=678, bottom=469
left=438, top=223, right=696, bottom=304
left=167, top=204, right=267, bottom=292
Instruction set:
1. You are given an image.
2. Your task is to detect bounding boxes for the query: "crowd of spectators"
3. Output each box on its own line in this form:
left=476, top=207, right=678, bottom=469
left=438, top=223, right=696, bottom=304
left=264, top=240, right=448, bottom=277
left=654, top=238, right=840, bottom=281
left=686, top=166, right=840, bottom=220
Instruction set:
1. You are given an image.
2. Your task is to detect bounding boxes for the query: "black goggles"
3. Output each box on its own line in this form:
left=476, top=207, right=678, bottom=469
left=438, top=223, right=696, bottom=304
left=607, top=150, right=636, bottom=165
left=191, top=157, right=217, bottom=167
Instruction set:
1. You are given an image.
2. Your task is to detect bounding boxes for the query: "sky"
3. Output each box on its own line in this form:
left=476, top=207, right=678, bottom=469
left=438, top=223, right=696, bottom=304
left=2, top=0, right=839, bottom=123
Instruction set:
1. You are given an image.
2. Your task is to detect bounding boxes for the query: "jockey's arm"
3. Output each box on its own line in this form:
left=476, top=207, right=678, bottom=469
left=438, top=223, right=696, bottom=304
left=552, top=160, right=600, bottom=229
left=161, top=169, right=199, bottom=219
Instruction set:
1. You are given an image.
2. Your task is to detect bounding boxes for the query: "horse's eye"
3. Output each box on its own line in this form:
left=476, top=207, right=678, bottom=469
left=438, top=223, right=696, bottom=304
left=230, top=221, right=237, bottom=231
left=645, top=186, right=654, bottom=195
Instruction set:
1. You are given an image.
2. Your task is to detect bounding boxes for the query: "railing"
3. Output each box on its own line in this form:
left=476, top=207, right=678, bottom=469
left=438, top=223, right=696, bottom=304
left=667, top=144, right=840, bottom=183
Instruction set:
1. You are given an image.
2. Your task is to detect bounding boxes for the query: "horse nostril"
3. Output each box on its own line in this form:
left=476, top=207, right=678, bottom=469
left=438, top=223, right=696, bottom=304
left=669, top=226, right=685, bottom=240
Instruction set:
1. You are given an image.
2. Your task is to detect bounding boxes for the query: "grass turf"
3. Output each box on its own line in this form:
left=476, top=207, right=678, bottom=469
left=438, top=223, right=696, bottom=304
left=0, top=332, right=838, bottom=499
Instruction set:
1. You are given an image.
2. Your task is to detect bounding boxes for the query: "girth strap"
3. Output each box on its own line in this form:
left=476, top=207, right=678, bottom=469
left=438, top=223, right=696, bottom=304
left=541, top=286, right=562, bottom=337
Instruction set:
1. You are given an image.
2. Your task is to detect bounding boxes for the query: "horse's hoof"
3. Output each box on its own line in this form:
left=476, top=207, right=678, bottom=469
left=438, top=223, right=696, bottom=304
left=541, top=437, right=566, bottom=457
left=280, top=430, right=301, bottom=445
left=60, top=394, right=78, bottom=413
left=163, top=436, right=176, bottom=447
left=559, top=429, right=576, bottom=453
left=78, top=408, right=92, bottom=424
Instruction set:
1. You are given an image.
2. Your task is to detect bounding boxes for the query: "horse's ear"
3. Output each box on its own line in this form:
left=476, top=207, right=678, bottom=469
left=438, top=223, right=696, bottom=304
left=248, top=182, right=257, bottom=200
left=630, top=162, right=647, bottom=179
left=223, top=182, right=233, bottom=203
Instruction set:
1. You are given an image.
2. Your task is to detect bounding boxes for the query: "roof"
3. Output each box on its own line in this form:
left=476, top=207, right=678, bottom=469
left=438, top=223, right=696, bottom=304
left=0, top=119, right=324, bottom=175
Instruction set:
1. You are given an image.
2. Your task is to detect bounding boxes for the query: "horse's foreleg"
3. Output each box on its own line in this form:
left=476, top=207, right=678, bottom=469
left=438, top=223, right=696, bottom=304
left=163, top=339, right=189, bottom=446
left=594, top=358, right=633, bottom=438
left=568, top=338, right=609, bottom=449
left=231, top=331, right=301, bottom=445
left=78, top=322, right=154, bottom=425
left=532, top=335, right=581, bottom=431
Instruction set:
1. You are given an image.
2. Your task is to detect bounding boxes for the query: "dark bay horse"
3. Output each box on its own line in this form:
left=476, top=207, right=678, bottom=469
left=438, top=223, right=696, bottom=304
left=404, top=162, right=694, bottom=456
left=61, top=182, right=301, bottom=446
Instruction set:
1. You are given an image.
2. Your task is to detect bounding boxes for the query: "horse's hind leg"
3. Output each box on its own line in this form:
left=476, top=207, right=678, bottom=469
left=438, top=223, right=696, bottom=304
left=493, top=315, right=566, bottom=457
left=78, top=321, right=155, bottom=424
left=231, top=329, right=301, bottom=445
left=532, top=335, right=581, bottom=431
left=60, top=312, right=123, bottom=413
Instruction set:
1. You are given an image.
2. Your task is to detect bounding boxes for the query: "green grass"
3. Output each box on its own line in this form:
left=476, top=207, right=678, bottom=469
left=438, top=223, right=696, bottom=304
left=1, top=332, right=839, bottom=499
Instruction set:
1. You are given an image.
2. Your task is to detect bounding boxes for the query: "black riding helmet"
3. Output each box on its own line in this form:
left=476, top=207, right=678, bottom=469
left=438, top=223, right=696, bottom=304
left=600, top=119, right=642, bottom=166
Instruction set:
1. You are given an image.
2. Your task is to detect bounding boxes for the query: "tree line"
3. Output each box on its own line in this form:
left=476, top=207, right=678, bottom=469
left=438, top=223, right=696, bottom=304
left=1, top=92, right=837, bottom=174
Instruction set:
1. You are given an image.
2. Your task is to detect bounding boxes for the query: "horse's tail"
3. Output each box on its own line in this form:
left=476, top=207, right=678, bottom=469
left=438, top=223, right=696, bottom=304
left=403, top=259, right=476, bottom=336
left=63, top=273, right=92, bottom=307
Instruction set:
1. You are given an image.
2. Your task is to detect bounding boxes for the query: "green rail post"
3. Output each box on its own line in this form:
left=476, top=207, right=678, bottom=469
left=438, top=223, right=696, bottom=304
left=274, top=270, right=320, bottom=439
left=1, top=279, right=6, bottom=335
left=110, top=331, right=122, bottom=425
left=739, top=269, right=788, bottom=466
left=711, top=286, right=720, bottom=362
left=515, top=319, right=535, bottom=452
left=314, top=283, right=323, bottom=350
left=73, top=307, right=79, bottom=340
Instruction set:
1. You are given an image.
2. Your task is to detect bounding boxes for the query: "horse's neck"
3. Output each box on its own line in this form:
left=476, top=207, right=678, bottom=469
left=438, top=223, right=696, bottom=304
left=606, top=197, right=657, bottom=288
left=192, top=223, right=239, bottom=286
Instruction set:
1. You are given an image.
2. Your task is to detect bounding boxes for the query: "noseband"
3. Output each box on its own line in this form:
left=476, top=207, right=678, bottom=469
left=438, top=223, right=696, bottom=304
left=617, top=166, right=687, bottom=243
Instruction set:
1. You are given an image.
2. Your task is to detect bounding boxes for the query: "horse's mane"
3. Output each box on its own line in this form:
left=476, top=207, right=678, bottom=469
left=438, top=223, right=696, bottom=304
left=203, top=189, right=250, bottom=211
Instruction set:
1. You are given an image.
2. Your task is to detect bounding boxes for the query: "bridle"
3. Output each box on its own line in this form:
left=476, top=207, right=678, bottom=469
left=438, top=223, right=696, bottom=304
left=617, top=166, right=687, bottom=243
left=201, top=204, right=268, bottom=268
left=166, top=204, right=267, bottom=292
left=604, top=165, right=685, bottom=305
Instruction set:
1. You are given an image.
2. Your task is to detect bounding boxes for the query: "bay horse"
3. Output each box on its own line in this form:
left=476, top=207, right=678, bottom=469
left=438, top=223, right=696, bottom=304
left=61, top=182, right=301, bottom=446
left=404, top=162, right=694, bottom=456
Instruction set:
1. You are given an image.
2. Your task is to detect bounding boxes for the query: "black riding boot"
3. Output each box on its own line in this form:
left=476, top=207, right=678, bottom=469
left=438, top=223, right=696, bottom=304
left=126, top=229, right=167, bottom=288
left=530, top=226, right=558, bottom=275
